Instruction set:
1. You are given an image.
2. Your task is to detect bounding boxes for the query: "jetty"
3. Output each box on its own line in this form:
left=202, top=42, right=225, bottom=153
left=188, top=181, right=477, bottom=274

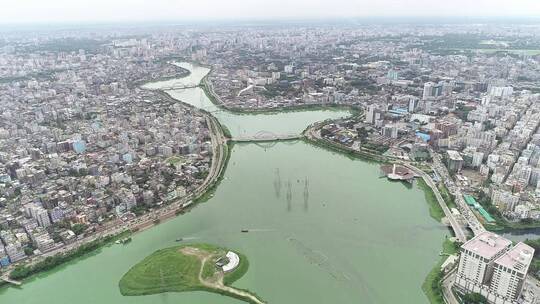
left=380, top=164, right=417, bottom=183
left=1, top=276, right=22, bottom=286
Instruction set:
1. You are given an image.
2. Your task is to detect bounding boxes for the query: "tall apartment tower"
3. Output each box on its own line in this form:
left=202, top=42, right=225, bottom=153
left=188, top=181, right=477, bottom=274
left=489, top=243, right=534, bottom=302
left=456, top=232, right=512, bottom=289
left=454, top=231, right=534, bottom=304
left=423, top=82, right=435, bottom=100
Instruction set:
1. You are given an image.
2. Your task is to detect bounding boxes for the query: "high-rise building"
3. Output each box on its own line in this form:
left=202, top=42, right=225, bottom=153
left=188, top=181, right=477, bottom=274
left=408, top=97, right=419, bottom=113
left=454, top=231, right=534, bottom=304
left=365, top=104, right=382, bottom=124
left=387, top=70, right=399, bottom=80
left=382, top=125, right=398, bottom=139
left=489, top=243, right=534, bottom=302
left=423, top=82, right=444, bottom=100
left=447, top=150, right=464, bottom=173
left=489, top=86, right=514, bottom=99
left=423, top=82, right=434, bottom=100
left=36, top=208, right=52, bottom=228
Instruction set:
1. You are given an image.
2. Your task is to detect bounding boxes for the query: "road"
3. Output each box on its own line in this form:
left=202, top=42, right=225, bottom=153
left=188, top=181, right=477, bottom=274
left=232, top=133, right=300, bottom=142
left=305, top=122, right=468, bottom=243
left=524, top=275, right=540, bottom=304
left=1, top=93, right=229, bottom=283
left=430, top=151, right=486, bottom=236
left=442, top=271, right=460, bottom=304
left=403, top=163, right=468, bottom=243
left=182, top=247, right=266, bottom=304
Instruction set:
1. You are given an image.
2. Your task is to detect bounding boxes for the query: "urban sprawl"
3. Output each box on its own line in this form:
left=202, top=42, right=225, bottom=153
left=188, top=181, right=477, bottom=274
left=1, top=22, right=540, bottom=303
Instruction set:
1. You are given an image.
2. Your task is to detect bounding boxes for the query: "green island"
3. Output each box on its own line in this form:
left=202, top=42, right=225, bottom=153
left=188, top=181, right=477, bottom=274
left=118, top=244, right=264, bottom=304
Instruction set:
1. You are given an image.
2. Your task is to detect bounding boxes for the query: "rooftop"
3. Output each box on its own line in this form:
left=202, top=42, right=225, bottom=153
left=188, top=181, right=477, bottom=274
left=495, top=242, right=535, bottom=274
left=461, top=231, right=512, bottom=260
left=447, top=150, right=463, bottom=161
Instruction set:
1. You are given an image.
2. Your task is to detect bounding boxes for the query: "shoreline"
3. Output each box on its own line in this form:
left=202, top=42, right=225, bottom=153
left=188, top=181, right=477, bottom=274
left=1, top=60, right=476, bottom=304
left=198, top=67, right=362, bottom=115
left=300, top=116, right=462, bottom=304
left=0, top=63, right=230, bottom=289
left=179, top=61, right=464, bottom=304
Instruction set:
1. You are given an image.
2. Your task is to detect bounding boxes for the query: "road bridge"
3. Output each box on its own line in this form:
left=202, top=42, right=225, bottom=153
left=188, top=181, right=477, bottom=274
left=159, top=84, right=200, bottom=90
left=403, top=164, right=469, bottom=243
left=232, top=131, right=301, bottom=142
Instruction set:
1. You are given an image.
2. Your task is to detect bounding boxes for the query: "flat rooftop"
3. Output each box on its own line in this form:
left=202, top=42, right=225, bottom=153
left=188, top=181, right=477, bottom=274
left=462, top=231, right=512, bottom=260
left=447, top=150, right=463, bottom=161
left=495, top=242, right=535, bottom=274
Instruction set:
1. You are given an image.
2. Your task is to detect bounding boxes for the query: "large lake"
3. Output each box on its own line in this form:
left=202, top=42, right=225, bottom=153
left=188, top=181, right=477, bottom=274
left=0, top=63, right=447, bottom=304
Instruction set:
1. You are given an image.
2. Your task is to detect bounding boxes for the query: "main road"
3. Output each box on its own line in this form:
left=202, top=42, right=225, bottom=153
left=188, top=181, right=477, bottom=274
left=403, top=164, right=468, bottom=243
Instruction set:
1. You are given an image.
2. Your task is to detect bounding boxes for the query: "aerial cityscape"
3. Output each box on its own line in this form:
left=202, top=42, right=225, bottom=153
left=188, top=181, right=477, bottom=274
left=1, top=1, right=540, bottom=304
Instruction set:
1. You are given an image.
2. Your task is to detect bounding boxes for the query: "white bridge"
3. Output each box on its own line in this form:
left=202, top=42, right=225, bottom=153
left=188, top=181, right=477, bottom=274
left=160, top=84, right=200, bottom=90
left=232, top=131, right=301, bottom=142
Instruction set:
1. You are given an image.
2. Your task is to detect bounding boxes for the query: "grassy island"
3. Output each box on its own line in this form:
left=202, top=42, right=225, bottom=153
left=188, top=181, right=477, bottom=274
left=118, top=244, right=264, bottom=304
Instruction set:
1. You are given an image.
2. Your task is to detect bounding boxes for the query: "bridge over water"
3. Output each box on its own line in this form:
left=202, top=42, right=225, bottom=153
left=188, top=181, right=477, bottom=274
left=159, top=84, right=200, bottom=90
left=232, top=131, right=301, bottom=142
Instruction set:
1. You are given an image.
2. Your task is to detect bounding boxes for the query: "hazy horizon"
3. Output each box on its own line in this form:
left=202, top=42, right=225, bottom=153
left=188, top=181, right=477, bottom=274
left=1, top=0, right=540, bottom=25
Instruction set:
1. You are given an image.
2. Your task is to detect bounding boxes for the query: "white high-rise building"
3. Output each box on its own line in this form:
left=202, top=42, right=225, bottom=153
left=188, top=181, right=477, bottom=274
left=472, top=151, right=484, bottom=168
left=365, top=104, right=382, bottom=124
left=454, top=231, right=534, bottom=304
left=423, top=82, right=434, bottom=100
left=36, top=208, right=52, bottom=228
left=456, top=232, right=512, bottom=289
left=489, top=243, right=534, bottom=302
left=489, top=86, right=514, bottom=99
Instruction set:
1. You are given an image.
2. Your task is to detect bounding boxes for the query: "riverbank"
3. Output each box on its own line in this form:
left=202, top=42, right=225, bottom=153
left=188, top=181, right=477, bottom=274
left=131, top=62, right=191, bottom=88
left=0, top=66, right=231, bottom=290
left=4, top=230, right=131, bottom=284
left=421, top=239, right=460, bottom=304
left=301, top=116, right=464, bottom=304
left=199, top=70, right=362, bottom=116
left=417, top=179, right=446, bottom=222
left=0, top=61, right=452, bottom=303
left=302, top=121, right=390, bottom=163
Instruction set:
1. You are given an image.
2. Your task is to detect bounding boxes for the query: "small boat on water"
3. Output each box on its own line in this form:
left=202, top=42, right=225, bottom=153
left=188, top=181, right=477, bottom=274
left=176, top=238, right=183, bottom=242
left=119, top=237, right=132, bottom=245
left=241, top=229, right=249, bottom=233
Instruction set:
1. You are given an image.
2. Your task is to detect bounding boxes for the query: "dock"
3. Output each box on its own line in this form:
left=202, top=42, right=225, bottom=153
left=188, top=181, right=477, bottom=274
left=380, top=164, right=416, bottom=182
left=2, top=276, right=22, bottom=286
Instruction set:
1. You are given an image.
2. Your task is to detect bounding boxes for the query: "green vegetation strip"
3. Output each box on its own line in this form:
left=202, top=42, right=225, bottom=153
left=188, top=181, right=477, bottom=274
left=422, top=239, right=460, bottom=304
left=524, top=239, right=540, bottom=280
left=9, top=230, right=131, bottom=281
left=475, top=192, right=540, bottom=231
left=416, top=179, right=445, bottom=222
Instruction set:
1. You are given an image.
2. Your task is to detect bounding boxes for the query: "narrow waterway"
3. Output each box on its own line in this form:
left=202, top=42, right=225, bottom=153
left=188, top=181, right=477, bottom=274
left=0, top=63, right=448, bottom=304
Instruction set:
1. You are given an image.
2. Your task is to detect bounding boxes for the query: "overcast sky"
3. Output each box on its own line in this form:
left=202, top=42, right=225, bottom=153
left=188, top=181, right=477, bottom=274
left=2, top=0, right=540, bottom=24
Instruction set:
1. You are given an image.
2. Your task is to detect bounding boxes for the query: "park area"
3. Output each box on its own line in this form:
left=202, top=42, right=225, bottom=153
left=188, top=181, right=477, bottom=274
left=118, top=244, right=264, bottom=304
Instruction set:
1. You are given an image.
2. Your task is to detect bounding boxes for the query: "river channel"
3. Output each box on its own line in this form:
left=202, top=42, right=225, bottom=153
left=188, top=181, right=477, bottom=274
left=0, top=63, right=447, bottom=304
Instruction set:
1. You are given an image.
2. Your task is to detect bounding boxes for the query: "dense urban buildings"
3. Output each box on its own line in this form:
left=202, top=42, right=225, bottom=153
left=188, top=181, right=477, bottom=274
left=0, top=19, right=540, bottom=303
